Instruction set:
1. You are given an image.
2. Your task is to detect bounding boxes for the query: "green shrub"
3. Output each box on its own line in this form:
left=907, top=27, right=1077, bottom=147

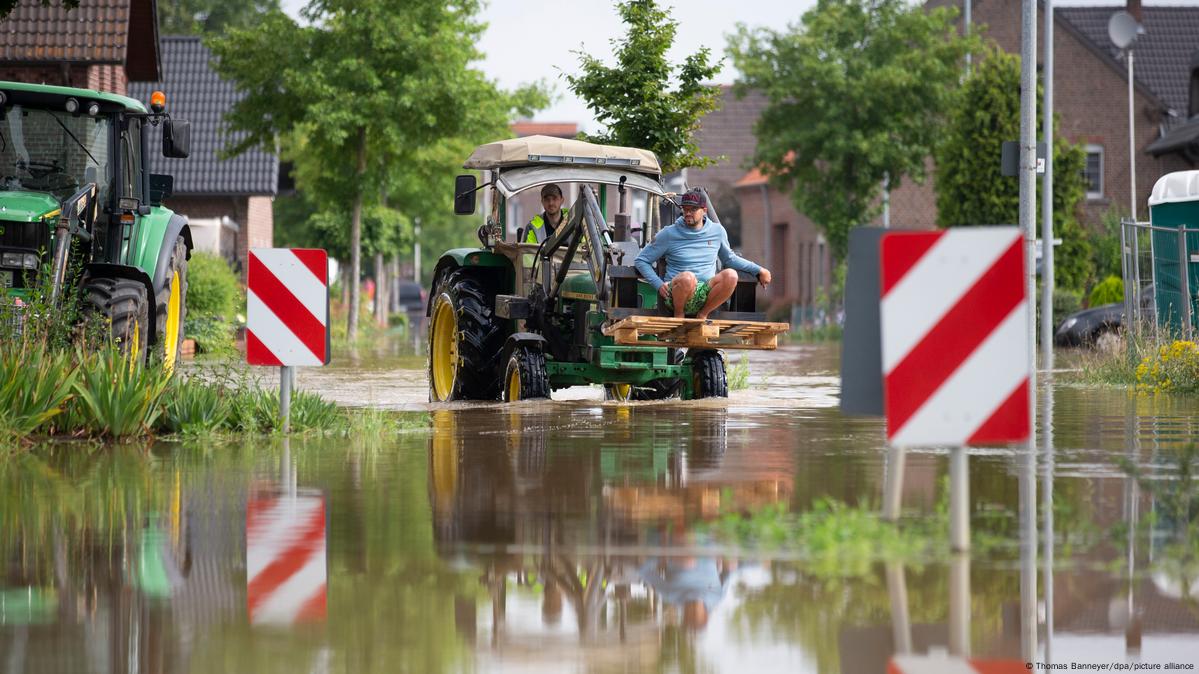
left=185, top=314, right=236, bottom=355
left=1136, top=340, right=1199, bottom=394
left=1089, top=275, right=1124, bottom=307
left=186, top=252, right=241, bottom=318
left=728, top=353, right=750, bottom=391
left=73, top=347, right=172, bottom=438
left=226, top=385, right=340, bottom=434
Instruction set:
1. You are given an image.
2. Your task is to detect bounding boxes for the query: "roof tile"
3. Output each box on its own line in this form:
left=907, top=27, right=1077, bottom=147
left=130, top=36, right=278, bottom=196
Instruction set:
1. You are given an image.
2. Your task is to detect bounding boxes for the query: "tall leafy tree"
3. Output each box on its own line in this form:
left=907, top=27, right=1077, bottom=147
left=566, top=0, right=722, bottom=173
left=935, top=47, right=1094, bottom=292
left=158, top=0, right=279, bottom=36
left=211, top=0, right=544, bottom=341
left=728, top=0, right=979, bottom=260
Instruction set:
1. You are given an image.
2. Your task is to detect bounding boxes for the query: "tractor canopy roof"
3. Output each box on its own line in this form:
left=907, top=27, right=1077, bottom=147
left=1, top=80, right=147, bottom=113
left=464, top=135, right=661, bottom=176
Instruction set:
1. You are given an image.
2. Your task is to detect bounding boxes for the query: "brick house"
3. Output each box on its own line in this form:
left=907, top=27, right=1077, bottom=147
left=888, top=1, right=1199, bottom=228
left=687, top=3, right=1199, bottom=318
left=130, top=36, right=278, bottom=280
left=0, top=0, right=159, bottom=95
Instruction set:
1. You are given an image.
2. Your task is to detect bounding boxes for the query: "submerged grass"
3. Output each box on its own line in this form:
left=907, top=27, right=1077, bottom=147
left=1072, top=329, right=1199, bottom=395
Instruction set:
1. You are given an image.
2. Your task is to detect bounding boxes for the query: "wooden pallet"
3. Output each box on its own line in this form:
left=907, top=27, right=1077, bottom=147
left=602, top=315, right=791, bottom=350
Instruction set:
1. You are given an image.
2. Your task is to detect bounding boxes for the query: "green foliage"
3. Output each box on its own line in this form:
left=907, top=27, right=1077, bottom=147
left=225, top=385, right=341, bottom=434
left=1089, top=275, right=1124, bottom=307
left=184, top=315, right=236, bottom=356
left=729, top=0, right=979, bottom=260
left=934, top=47, right=1095, bottom=291
left=72, top=347, right=172, bottom=439
left=186, top=252, right=241, bottom=318
left=211, top=1, right=546, bottom=338
left=728, top=353, right=750, bottom=391
left=1090, top=207, right=1125, bottom=282
left=161, top=375, right=233, bottom=434
left=566, top=0, right=722, bottom=173
left=158, top=0, right=278, bottom=36
left=1136, top=340, right=1199, bottom=394
left=0, top=341, right=78, bottom=438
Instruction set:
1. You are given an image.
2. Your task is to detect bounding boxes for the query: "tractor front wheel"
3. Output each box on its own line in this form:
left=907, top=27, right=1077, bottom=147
left=427, top=270, right=503, bottom=401
left=155, top=236, right=189, bottom=371
left=83, top=276, right=149, bottom=360
left=604, top=384, right=633, bottom=401
left=503, top=346, right=549, bottom=402
left=689, top=350, right=727, bottom=399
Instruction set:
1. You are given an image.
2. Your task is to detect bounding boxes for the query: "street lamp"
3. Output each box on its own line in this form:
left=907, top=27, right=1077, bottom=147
left=1109, top=10, right=1143, bottom=220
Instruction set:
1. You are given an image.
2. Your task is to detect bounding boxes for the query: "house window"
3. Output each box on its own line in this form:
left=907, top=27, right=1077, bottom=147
left=1084, top=145, right=1103, bottom=200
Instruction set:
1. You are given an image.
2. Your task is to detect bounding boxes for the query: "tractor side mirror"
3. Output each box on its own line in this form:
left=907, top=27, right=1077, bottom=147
left=149, top=173, right=173, bottom=206
left=163, top=119, right=191, bottom=159
left=454, top=174, right=477, bottom=215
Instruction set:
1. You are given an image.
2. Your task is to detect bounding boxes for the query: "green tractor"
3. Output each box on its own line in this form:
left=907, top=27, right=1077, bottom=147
left=0, top=82, right=192, bottom=367
left=427, top=136, right=788, bottom=402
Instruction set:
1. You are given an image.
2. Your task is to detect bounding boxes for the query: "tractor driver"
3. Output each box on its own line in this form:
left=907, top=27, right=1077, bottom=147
left=524, top=183, right=569, bottom=244
left=634, top=189, right=772, bottom=320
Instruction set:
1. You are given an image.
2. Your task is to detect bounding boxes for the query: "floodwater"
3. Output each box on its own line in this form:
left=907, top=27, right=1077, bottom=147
left=3, top=343, right=1199, bottom=673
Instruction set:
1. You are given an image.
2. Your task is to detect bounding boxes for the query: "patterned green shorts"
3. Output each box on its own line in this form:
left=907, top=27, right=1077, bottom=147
left=662, top=280, right=711, bottom=316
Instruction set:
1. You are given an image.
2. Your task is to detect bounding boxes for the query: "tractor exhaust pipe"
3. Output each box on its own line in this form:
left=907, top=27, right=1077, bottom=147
left=613, top=175, right=631, bottom=242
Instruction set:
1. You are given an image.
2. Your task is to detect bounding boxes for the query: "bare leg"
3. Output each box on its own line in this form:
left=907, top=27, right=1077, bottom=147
left=670, top=272, right=697, bottom=319
left=696, top=269, right=739, bottom=320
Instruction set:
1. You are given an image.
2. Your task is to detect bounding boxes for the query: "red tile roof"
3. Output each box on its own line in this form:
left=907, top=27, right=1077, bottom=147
left=734, top=151, right=795, bottom=189
left=0, top=0, right=159, bottom=80
left=511, top=121, right=579, bottom=139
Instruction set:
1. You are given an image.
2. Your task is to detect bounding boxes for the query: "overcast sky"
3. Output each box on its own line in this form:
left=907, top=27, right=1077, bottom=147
left=279, top=0, right=1199, bottom=132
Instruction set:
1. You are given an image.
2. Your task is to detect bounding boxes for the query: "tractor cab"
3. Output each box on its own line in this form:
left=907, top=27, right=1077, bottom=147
left=1, top=81, right=193, bottom=367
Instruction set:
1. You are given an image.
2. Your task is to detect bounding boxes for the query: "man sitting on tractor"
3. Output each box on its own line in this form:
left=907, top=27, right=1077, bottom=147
left=634, top=189, right=772, bottom=320
left=523, top=183, right=569, bottom=244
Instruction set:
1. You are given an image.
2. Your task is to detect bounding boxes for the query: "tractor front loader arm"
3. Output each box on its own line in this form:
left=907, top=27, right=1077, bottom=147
left=536, top=185, right=613, bottom=313
left=48, top=182, right=98, bottom=305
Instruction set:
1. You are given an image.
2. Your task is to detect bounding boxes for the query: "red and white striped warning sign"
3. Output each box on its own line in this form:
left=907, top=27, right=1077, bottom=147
left=246, top=493, right=327, bottom=625
left=247, top=248, right=330, bottom=366
left=880, top=228, right=1030, bottom=447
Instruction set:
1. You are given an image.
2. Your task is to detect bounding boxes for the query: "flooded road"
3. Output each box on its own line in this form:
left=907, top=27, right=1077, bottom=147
left=3, top=344, right=1199, bottom=673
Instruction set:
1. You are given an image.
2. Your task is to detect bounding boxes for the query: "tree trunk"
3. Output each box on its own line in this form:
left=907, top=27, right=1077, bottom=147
left=375, top=251, right=388, bottom=327
left=390, top=254, right=401, bottom=313
left=347, top=127, right=367, bottom=343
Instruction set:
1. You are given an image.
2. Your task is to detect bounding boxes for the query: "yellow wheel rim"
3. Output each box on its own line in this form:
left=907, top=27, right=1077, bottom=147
left=163, top=271, right=181, bottom=372
left=506, top=361, right=522, bottom=402
left=609, top=383, right=632, bottom=401
left=431, top=297, right=458, bottom=401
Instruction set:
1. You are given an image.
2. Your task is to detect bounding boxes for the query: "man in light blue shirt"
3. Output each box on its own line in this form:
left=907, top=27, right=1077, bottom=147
left=634, top=189, right=772, bottom=319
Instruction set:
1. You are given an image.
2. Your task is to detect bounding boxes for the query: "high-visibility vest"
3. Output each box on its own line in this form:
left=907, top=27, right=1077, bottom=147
left=525, top=208, right=568, bottom=244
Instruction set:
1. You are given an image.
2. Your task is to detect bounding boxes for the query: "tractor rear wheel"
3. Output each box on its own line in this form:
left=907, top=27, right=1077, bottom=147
left=428, top=269, right=503, bottom=401
left=155, top=236, right=189, bottom=371
left=83, top=276, right=149, bottom=360
left=503, top=346, right=549, bottom=402
left=689, top=349, right=727, bottom=399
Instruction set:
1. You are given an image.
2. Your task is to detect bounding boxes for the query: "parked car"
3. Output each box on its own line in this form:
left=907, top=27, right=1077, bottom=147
left=395, top=280, right=426, bottom=315
left=1054, top=285, right=1154, bottom=347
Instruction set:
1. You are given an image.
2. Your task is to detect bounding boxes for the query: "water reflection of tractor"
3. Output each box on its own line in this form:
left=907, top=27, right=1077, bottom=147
left=0, top=82, right=192, bottom=366
left=427, top=136, right=789, bottom=402
left=426, top=407, right=790, bottom=666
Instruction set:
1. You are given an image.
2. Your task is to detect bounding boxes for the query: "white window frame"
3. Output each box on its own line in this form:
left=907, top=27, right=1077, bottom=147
left=1084, top=144, right=1104, bottom=200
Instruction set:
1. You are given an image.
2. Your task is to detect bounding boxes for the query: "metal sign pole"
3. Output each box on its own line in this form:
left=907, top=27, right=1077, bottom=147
left=280, top=365, right=292, bottom=434
left=1042, top=0, right=1055, bottom=372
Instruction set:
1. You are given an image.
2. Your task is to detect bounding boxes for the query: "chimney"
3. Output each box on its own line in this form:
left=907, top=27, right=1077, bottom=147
left=1127, top=0, right=1143, bottom=24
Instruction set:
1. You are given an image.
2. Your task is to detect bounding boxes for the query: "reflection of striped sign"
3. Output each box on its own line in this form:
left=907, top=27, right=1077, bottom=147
left=888, top=656, right=1026, bottom=674
left=881, top=228, right=1030, bottom=447
left=246, top=495, right=327, bottom=625
left=247, top=248, right=330, bottom=366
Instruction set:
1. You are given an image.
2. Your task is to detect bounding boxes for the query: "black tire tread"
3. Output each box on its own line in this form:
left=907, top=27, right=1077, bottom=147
left=83, top=276, right=149, bottom=357
left=429, top=269, right=505, bottom=400
left=505, top=346, right=549, bottom=400
left=691, top=349, right=727, bottom=399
